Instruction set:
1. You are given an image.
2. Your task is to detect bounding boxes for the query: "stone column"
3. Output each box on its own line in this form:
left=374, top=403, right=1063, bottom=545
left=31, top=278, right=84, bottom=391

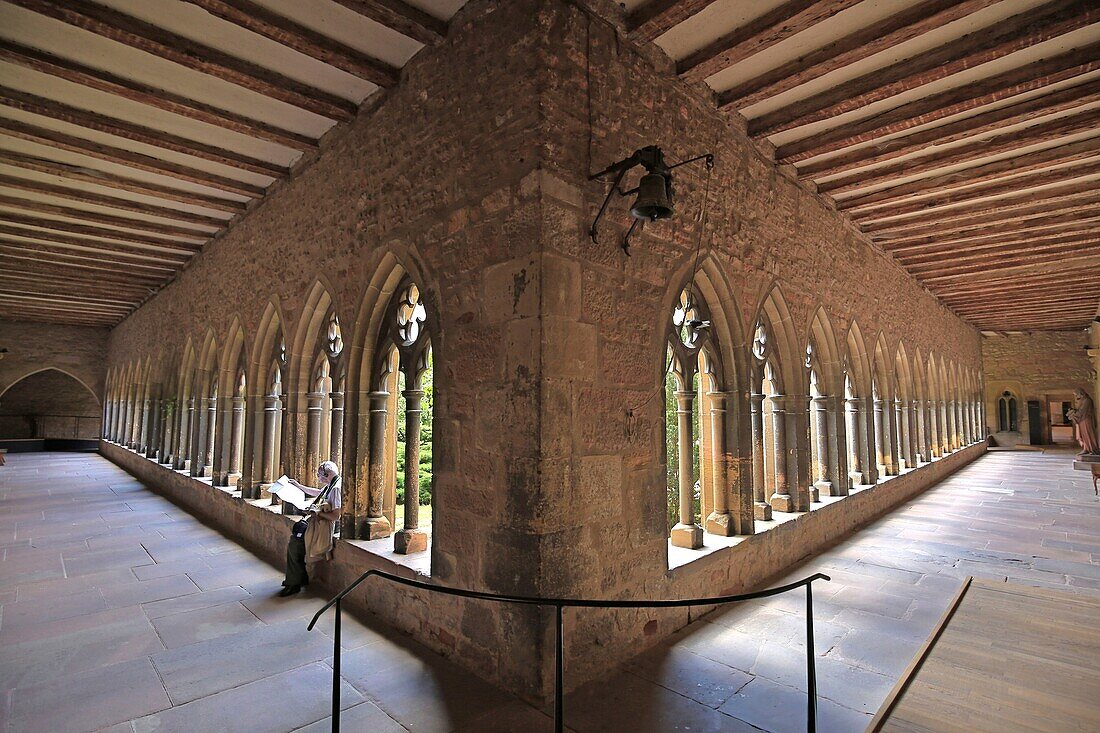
left=395, top=388, right=429, bottom=554
left=939, top=400, right=949, bottom=455
left=229, top=396, right=245, bottom=477
left=844, top=397, right=863, bottom=486
left=145, top=395, right=160, bottom=459
left=905, top=400, right=918, bottom=467
left=750, top=391, right=771, bottom=519
left=329, top=390, right=345, bottom=468
left=174, top=397, right=192, bottom=470
left=768, top=395, right=794, bottom=512
left=896, top=399, right=910, bottom=470
left=811, top=395, right=832, bottom=496
left=306, top=391, right=324, bottom=473
left=705, top=391, right=733, bottom=536
left=946, top=400, right=957, bottom=451
left=190, top=396, right=206, bottom=477
left=261, top=394, right=280, bottom=486
left=139, top=397, right=152, bottom=453
left=365, top=390, right=393, bottom=539
left=873, top=396, right=887, bottom=478
left=204, top=396, right=216, bottom=476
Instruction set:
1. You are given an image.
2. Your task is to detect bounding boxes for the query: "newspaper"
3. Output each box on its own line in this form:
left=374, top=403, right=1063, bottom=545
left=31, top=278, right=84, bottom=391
left=269, top=475, right=315, bottom=512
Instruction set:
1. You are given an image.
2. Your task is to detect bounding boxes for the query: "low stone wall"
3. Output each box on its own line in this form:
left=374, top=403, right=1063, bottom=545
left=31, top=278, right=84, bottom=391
left=101, top=438, right=986, bottom=703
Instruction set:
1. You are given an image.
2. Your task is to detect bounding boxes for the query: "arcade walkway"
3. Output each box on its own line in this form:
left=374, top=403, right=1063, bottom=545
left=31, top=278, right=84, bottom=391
left=1, top=450, right=1097, bottom=732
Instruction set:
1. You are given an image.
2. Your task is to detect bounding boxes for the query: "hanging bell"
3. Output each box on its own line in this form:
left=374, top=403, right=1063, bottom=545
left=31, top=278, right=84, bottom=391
left=630, top=172, right=673, bottom=221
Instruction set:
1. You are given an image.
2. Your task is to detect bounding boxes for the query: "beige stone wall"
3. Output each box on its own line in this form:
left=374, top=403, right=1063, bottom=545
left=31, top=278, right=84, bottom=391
left=982, top=331, right=1096, bottom=445
left=0, top=319, right=108, bottom=403
left=0, top=370, right=101, bottom=439
left=101, top=0, right=985, bottom=701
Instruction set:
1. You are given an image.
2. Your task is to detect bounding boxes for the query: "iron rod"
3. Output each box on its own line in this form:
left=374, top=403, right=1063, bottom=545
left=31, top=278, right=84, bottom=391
left=332, top=598, right=341, bottom=733
left=806, top=583, right=817, bottom=733
left=555, top=604, right=564, bottom=733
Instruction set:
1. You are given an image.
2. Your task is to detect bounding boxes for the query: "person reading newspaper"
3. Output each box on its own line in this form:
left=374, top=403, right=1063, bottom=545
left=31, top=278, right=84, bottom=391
left=274, top=461, right=341, bottom=597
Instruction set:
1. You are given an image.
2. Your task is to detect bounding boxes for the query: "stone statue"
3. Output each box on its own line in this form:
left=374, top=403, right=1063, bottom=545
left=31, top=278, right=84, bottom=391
left=1067, top=388, right=1099, bottom=457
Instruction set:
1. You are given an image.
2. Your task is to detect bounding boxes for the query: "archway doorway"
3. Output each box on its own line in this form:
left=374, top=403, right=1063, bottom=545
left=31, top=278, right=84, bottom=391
left=0, top=369, right=101, bottom=451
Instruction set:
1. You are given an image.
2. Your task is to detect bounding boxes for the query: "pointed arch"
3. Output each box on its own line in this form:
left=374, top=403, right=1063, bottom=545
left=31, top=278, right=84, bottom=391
left=213, top=316, right=249, bottom=485
left=243, top=299, right=288, bottom=498
left=806, top=307, right=847, bottom=497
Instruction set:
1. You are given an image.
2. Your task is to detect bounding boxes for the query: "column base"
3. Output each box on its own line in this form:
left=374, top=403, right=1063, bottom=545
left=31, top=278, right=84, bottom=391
left=670, top=523, right=703, bottom=549
left=705, top=512, right=734, bottom=537
left=394, top=528, right=429, bottom=554
left=847, top=471, right=864, bottom=487
left=363, top=515, right=393, bottom=540
left=754, top=502, right=773, bottom=521
left=769, top=494, right=794, bottom=513
left=809, top=486, right=820, bottom=503
left=813, top=479, right=832, bottom=497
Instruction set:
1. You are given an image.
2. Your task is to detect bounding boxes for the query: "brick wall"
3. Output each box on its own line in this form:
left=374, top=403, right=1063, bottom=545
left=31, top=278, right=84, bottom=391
left=0, top=369, right=101, bottom=439
left=0, top=320, right=108, bottom=403
left=982, top=331, right=1095, bottom=445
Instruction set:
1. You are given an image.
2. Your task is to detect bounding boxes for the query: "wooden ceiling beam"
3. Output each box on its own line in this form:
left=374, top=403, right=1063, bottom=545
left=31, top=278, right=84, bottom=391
left=0, top=171, right=229, bottom=227
left=0, top=118, right=265, bottom=198
left=0, top=286, right=133, bottom=308
left=0, top=247, right=170, bottom=279
left=843, top=158, right=1100, bottom=217
left=0, top=150, right=246, bottom=215
left=719, top=0, right=998, bottom=109
left=182, top=0, right=398, bottom=87
left=934, top=267, right=1099, bottom=293
left=0, top=309, right=114, bottom=326
left=858, top=188, right=1100, bottom=234
left=918, top=251, right=1100, bottom=282
left=775, top=40, right=1100, bottom=163
left=7, top=0, right=359, bottom=121
left=951, top=294, right=1100, bottom=313
left=0, top=213, right=202, bottom=251
left=820, top=108, right=1100, bottom=195
left=881, top=215, right=1100, bottom=251
left=627, top=0, right=722, bottom=42
left=0, top=86, right=288, bottom=178
left=965, top=305, right=1098, bottom=321
left=837, top=137, right=1100, bottom=210
left=897, top=232, right=1100, bottom=267
left=678, top=0, right=862, bottom=83
left=0, top=193, right=215, bottom=239
left=0, top=226, right=191, bottom=263
left=0, top=40, right=317, bottom=152
left=327, top=0, right=446, bottom=46
left=0, top=293, right=131, bottom=314
left=753, top=0, right=1097, bottom=137
left=797, top=79, right=1100, bottom=178
left=0, top=273, right=151, bottom=298
left=939, top=274, right=1100, bottom=297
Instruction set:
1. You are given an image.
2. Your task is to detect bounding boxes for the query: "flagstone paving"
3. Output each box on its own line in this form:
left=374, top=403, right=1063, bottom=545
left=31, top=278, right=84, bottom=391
left=1, top=449, right=1097, bottom=732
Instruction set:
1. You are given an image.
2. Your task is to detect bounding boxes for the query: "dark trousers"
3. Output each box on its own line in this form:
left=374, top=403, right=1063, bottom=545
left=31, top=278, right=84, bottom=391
left=284, top=534, right=308, bottom=588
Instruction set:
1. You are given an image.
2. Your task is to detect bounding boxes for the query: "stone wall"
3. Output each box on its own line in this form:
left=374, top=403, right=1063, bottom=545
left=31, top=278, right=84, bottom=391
left=0, top=319, right=108, bottom=403
left=0, top=369, right=101, bottom=439
left=101, top=0, right=985, bottom=702
left=982, top=331, right=1095, bottom=445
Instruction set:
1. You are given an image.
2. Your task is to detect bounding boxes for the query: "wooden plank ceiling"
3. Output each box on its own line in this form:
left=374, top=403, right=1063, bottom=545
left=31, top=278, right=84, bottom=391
left=0, top=1, right=1096, bottom=333
left=0, top=0, right=462, bottom=327
left=629, top=0, right=1100, bottom=332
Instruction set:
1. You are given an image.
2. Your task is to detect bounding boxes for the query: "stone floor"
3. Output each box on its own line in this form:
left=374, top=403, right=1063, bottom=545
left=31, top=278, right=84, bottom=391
left=1, top=449, right=1097, bottom=732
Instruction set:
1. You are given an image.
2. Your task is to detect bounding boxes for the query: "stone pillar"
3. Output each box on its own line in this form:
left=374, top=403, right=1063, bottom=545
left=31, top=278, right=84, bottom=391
left=939, top=400, right=949, bottom=455
left=174, top=397, right=192, bottom=470
left=895, top=399, right=910, bottom=469
left=329, top=390, right=345, bottom=468
left=905, top=400, right=918, bottom=467
left=670, top=389, right=703, bottom=548
left=873, top=396, right=887, bottom=478
left=261, top=394, right=280, bottom=486
left=844, top=397, right=863, bottom=486
left=768, top=395, right=793, bottom=512
left=749, top=391, right=772, bottom=520
left=306, top=391, right=324, bottom=473
left=190, top=395, right=206, bottom=477
left=811, top=395, right=832, bottom=496
left=705, top=392, right=734, bottom=536
left=204, top=396, right=216, bottom=476
left=946, top=400, right=957, bottom=451
left=364, top=390, right=393, bottom=539
left=229, top=396, right=245, bottom=477
left=145, top=395, right=160, bottom=459
left=395, top=387, right=429, bottom=554
left=139, top=397, right=152, bottom=453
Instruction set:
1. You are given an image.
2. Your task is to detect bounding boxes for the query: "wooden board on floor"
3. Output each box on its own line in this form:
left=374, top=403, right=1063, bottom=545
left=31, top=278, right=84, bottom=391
left=869, top=579, right=1100, bottom=733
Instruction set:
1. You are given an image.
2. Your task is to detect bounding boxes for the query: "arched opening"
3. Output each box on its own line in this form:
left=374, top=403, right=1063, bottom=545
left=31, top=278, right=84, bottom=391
left=0, top=369, right=101, bottom=447
left=999, top=391, right=1019, bottom=433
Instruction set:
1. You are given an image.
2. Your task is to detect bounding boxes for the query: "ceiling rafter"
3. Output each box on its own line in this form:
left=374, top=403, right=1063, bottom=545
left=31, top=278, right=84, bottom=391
left=180, top=0, right=400, bottom=87
left=0, top=172, right=229, bottom=228
left=858, top=187, right=1100, bottom=233
left=774, top=40, right=1100, bottom=164
left=0, top=149, right=247, bottom=214
left=0, top=212, right=204, bottom=251
left=718, top=0, right=999, bottom=109
left=678, top=0, right=863, bottom=83
left=818, top=108, right=1100, bottom=195
left=7, top=0, right=360, bottom=121
left=0, top=39, right=317, bottom=152
left=627, top=0, right=722, bottom=42
left=796, top=79, right=1100, bottom=179
left=0, top=85, right=288, bottom=178
left=0, top=193, right=216, bottom=239
left=0, top=118, right=266, bottom=198
left=751, top=0, right=1098, bottom=137
left=328, top=0, right=447, bottom=46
